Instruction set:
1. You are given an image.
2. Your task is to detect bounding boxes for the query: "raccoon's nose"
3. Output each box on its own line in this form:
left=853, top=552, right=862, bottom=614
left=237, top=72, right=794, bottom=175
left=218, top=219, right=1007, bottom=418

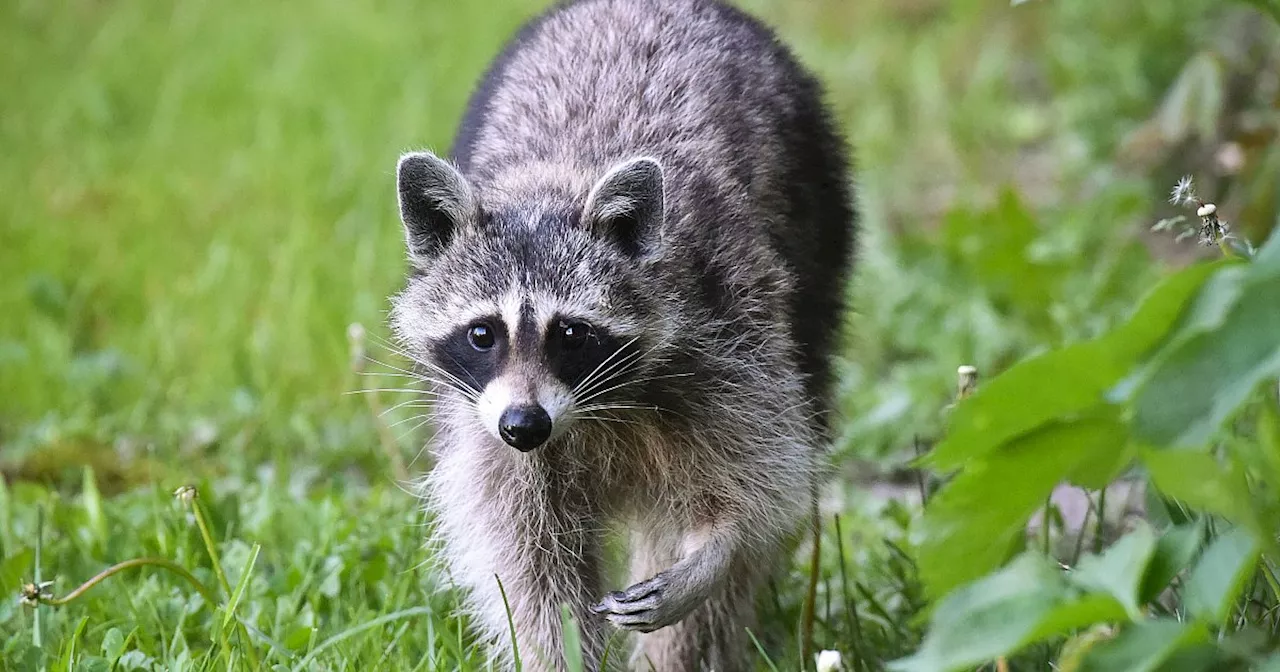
left=498, top=405, right=553, bottom=452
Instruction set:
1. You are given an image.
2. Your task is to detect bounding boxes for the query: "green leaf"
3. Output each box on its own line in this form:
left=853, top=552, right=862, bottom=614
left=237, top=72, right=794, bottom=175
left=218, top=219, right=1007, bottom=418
left=889, top=554, right=1125, bottom=672
left=928, top=261, right=1220, bottom=471
left=1133, top=231, right=1280, bottom=447
left=1139, top=519, right=1206, bottom=604
left=1067, top=522, right=1157, bottom=620
left=1078, top=620, right=1210, bottom=672
left=100, top=628, right=125, bottom=660
left=560, top=604, right=585, bottom=672
left=1143, top=449, right=1260, bottom=531
left=919, top=415, right=1128, bottom=597
left=1183, top=526, right=1261, bottom=624
left=81, top=465, right=106, bottom=549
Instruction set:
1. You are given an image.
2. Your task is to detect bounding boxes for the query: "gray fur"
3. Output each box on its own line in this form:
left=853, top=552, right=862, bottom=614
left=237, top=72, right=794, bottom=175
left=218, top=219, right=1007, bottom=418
left=389, top=0, right=856, bottom=669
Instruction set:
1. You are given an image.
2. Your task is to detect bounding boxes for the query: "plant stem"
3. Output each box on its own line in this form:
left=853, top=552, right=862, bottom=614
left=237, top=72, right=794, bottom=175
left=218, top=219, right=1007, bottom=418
left=186, top=492, right=264, bottom=670
left=33, top=506, right=43, bottom=652
left=1093, top=487, right=1108, bottom=555
left=800, top=489, right=821, bottom=670
left=36, top=557, right=219, bottom=607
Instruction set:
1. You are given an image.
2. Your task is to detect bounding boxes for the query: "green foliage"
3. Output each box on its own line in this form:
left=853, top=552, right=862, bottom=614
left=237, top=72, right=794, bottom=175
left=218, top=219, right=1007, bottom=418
left=902, top=222, right=1280, bottom=669
left=1131, top=233, right=1280, bottom=447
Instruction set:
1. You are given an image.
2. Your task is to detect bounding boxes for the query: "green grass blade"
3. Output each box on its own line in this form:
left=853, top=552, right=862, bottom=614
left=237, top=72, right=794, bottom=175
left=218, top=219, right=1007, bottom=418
left=222, top=542, right=260, bottom=629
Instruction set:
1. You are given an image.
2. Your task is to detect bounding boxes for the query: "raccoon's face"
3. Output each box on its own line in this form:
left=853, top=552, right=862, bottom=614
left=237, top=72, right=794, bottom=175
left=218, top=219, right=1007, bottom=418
left=390, top=151, right=665, bottom=452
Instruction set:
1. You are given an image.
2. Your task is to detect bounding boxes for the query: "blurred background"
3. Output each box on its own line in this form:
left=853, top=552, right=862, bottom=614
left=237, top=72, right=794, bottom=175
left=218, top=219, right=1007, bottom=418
left=2, top=0, right=1279, bottom=667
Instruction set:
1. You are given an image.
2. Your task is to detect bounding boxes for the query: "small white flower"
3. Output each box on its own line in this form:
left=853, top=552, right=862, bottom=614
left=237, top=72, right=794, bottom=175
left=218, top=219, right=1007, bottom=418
left=1197, top=203, right=1217, bottom=218
left=816, top=650, right=843, bottom=672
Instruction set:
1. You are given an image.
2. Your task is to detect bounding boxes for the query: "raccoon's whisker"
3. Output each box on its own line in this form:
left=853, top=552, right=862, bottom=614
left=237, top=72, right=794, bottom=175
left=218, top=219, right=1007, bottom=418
left=357, top=371, right=428, bottom=381
left=571, top=335, right=644, bottom=397
left=387, top=413, right=432, bottom=430
left=571, top=345, right=656, bottom=401
left=433, top=350, right=486, bottom=398
left=570, top=345, right=641, bottom=401
left=379, top=398, right=437, bottom=418
left=362, top=362, right=479, bottom=401
left=346, top=387, right=439, bottom=397
left=574, top=370, right=685, bottom=407
left=575, top=337, right=660, bottom=395
left=575, top=403, right=661, bottom=413
left=366, top=342, right=484, bottom=401
left=394, top=415, right=435, bottom=440
left=362, top=355, right=425, bottom=378
left=382, top=361, right=483, bottom=402
left=571, top=414, right=642, bottom=426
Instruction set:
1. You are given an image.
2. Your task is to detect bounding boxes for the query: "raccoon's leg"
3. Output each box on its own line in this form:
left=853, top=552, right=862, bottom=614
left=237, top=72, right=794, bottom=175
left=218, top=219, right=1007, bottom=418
left=623, top=526, right=761, bottom=671
left=427, top=446, right=608, bottom=672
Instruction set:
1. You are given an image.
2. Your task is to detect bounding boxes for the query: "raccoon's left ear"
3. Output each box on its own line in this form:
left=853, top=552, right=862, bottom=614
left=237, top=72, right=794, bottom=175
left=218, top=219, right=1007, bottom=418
left=582, top=157, right=665, bottom=259
left=396, top=150, right=477, bottom=263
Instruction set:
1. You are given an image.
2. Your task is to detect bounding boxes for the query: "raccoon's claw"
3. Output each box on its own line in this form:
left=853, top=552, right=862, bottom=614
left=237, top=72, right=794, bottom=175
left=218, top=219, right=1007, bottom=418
left=592, top=572, right=686, bottom=633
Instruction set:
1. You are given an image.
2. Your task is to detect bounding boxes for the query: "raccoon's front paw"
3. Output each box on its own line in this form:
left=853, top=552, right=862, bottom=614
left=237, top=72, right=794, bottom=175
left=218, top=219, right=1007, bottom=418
left=591, top=571, right=700, bottom=633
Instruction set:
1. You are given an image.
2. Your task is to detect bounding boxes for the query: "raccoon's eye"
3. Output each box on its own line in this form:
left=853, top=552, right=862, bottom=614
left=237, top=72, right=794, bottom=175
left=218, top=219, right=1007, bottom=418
left=467, top=324, right=496, bottom=351
left=559, top=321, right=590, bottom=350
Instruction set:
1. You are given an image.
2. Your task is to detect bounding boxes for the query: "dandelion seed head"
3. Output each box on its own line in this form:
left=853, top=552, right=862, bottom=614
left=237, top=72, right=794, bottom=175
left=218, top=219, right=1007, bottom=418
left=1170, top=175, right=1196, bottom=206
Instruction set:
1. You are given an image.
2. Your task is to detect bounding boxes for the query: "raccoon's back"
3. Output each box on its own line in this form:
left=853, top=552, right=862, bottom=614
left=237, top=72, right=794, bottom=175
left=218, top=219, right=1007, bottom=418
left=453, top=0, right=812, bottom=202
left=451, top=0, right=856, bottom=412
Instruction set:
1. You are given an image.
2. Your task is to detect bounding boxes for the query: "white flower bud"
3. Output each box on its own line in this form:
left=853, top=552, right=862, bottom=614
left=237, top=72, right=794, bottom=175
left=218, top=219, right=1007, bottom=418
left=1197, top=203, right=1217, bottom=218
left=816, top=650, right=843, bottom=672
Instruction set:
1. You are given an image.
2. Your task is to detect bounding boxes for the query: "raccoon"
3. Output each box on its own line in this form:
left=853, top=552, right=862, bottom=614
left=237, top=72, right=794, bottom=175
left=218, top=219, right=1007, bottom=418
left=388, top=0, right=856, bottom=669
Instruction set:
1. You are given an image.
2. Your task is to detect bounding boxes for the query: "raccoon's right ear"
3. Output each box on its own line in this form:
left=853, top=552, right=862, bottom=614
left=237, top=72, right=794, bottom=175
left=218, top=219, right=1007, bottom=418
left=396, top=151, right=477, bottom=262
left=582, top=157, right=665, bottom=259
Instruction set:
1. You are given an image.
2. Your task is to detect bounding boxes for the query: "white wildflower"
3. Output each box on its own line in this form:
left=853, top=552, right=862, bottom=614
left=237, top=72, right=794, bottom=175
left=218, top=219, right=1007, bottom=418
left=816, top=650, right=843, bottom=672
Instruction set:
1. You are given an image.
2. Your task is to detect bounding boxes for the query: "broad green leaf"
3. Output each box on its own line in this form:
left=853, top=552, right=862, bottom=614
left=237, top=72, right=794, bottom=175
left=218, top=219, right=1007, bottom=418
left=1183, top=526, right=1261, bottom=624
left=1133, top=229, right=1280, bottom=447
left=1025, top=593, right=1129, bottom=642
left=1139, top=520, right=1206, bottom=604
left=1079, top=619, right=1210, bottom=672
left=1143, top=449, right=1260, bottom=531
left=889, top=554, right=1076, bottom=672
left=918, top=414, right=1127, bottom=597
left=1068, top=522, right=1157, bottom=620
left=928, top=261, right=1220, bottom=471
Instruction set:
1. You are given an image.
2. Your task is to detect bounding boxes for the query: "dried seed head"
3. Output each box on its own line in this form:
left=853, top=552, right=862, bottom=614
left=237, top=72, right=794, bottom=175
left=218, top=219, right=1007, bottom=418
left=19, top=580, right=53, bottom=607
left=957, top=365, right=979, bottom=399
left=1197, top=203, right=1217, bottom=218
left=173, top=485, right=198, bottom=503
left=1170, top=175, right=1196, bottom=206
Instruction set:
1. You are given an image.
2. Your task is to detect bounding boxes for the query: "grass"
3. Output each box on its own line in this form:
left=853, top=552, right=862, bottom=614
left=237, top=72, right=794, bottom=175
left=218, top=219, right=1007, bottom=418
left=4, top=0, right=1276, bottom=668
